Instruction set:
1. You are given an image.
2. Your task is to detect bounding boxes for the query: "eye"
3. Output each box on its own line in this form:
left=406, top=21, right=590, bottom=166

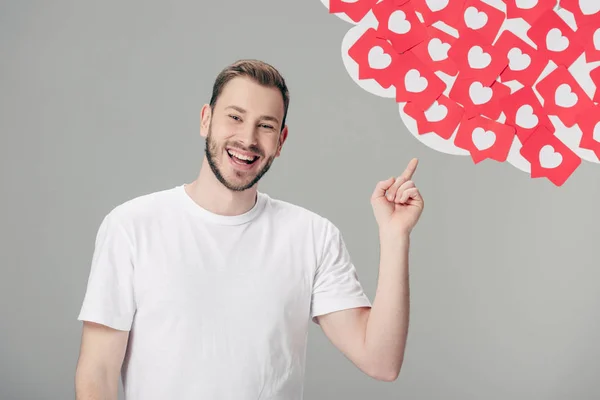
left=229, top=114, right=241, bottom=121
left=260, top=124, right=275, bottom=130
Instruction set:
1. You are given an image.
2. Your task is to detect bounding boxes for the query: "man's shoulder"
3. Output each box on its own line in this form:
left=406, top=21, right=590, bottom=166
left=262, top=193, right=335, bottom=231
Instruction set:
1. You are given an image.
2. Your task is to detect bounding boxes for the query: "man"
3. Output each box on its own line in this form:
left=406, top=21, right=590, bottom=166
left=74, top=59, right=424, bottom=400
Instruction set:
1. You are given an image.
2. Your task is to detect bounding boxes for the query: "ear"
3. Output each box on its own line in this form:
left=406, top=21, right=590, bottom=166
left=200, top=104, right=212, bottom=138
left=275, top=125, right=289, bottom=157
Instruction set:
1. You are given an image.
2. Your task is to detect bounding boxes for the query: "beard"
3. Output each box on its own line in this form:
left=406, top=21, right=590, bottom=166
left=204, top=124, right=276, bottom=192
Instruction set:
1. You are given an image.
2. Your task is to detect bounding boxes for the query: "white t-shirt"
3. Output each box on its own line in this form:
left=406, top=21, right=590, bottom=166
left=77, top=184, right=372, bottom=400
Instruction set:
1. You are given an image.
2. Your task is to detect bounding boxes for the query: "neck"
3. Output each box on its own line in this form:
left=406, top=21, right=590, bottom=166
left=185, top=157, right=258, bottom=217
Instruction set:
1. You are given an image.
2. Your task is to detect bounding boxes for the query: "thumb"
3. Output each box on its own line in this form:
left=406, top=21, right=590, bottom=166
left=371, top=176, right=396, bottom=201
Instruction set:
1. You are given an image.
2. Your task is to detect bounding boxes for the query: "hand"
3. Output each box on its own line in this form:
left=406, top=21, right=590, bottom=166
left=370, top=158, right=424, bottom=237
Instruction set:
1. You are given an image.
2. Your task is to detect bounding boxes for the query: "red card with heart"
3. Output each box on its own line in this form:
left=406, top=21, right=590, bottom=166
left=535, top=66, right=594, bottom=127
left=520, top=125, right=582, bottom=186
left=373, top=0, right=428, bottom=53
left=449, top=76, right=511, bottom=120
left=504, top=0, right=556, bottom=26
left=575, top=104, right=600, bottom=160
left=404, top=94, right=465, bottom=139
left=348, top=28, right=400, bottom=89
left=528, top=9, right=583, bottom=68
left=410, top=0, right=466, bottom=27
left=559, top=0, right=600, bottom=28
left=454, top=115, right=516, bottom=163
left=575, top=23, right=600, bottom=63
left=500, top=86, right=554, bottom=143
left=454, top=0, right=506, bottom=45
left=495, top=30, right=547, bottom=87
left=329, top=0, right=379, bottom=22
left=410, top=25, right=459, bottom=76
left=394, top=51, right=446, bottom=110
left=448, top=32, right=508, bottom=85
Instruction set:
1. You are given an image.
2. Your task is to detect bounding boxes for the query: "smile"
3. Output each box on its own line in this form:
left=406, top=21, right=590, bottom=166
left=226, top=149, right=260, bottom=166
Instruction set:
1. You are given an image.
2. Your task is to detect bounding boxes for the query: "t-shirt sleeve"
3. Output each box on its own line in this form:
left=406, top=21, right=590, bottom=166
left=310, top=219, right=372, bottom=324
left=77, top=212, right=136, bottom=331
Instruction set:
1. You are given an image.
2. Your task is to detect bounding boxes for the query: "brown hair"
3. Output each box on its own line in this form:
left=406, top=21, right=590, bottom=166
left=209, top=59, right=290, bottom=130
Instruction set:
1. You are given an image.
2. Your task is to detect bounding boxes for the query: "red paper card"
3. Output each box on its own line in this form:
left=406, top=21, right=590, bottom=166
left=454, top=115, right=516, bottom=163
left=448, top=32, right=508, bottom=85
left=454, top=0, right=506, bottom=45
left=591, top=67, right=600, bottom=102
left=410, top=25, right=459, bottom=76
left=394, top=51, right=447, bottom=110
left=495, top=30, right=547, bottom=87
left=449, top=76, right=511, bottom=120
left=500, top=86, right=554, bottom=143
left=528, top=9, right=584, bottom=68
left=404, top=94, right=465, bottom=139
left=504, top=0, right=556, bottom=25
left=348, top=28, right=400, bottom=89
left=373, top=0, right=428, bottom=53
left=329, top=0, right=379, bottom=22
left=520, top=125, right=582, bottom=186
left=575, top=23, right=600, bottom=63
left=535, top=66, right=594, bottom=127
left=410, top=0, right=466, bottom=27
left=575, top=104, right=600, bottom=160
left=559, top=0, right=600, bottom=28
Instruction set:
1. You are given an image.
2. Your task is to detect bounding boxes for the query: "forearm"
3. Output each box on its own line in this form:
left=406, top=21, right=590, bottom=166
left=364, top=231, right=410, bottom=380
left=75, top=364, right=119, bottom=400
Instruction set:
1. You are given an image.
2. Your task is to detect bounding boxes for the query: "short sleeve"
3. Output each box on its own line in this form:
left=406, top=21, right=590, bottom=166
left=77, top=212, right=136, bottom=331
left=310, top=220, right=372, bottom=324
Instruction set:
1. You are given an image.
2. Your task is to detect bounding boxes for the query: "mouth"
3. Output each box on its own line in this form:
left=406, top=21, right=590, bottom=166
left=226, top=148, right=260, bottom=167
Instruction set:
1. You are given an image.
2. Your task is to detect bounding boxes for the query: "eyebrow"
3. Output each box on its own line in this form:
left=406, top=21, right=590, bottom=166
left=225, top=105, right=280, bottom=125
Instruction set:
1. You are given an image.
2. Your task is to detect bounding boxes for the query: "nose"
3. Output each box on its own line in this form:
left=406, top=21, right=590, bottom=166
left=235, top=124, right=259, bottom=148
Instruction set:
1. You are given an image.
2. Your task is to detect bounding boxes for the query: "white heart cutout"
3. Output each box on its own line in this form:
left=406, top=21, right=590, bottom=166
left=508, top=48, right=531, bottom=71
left=468, top=46, right=492, bottom=69
left=593, top=28, right=600, bottom=51
left=425, top=0, right=449, bottom=12
left=539, top=145, right=563, bottom=169
left=424, top=101, right=448, bottom=122
left=368, top=46, right=392, bottom=70
left=469, top=82, right=493, bottom=105
left=428, top=38, right=450, bottom=61
left=515, top=0, right=538, bottom=10
left=388, top=10, right=412, bottom=34
left=405, top=69, right=428, bottom=93
left=546, top=28, right=569, bottom=52
left=464, top=7, right=488, bottom=30
left=516, top=104, right=539, bottom=129
left=579, top=0, right=600, bottom=16
left=593, top=121, right=600, bottom=142
left=472, top=127, right=496, bottom=150
left=555, top=83, right=578, bottom=108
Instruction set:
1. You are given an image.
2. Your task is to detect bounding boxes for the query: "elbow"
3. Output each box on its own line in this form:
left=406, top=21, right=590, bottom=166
left=366, top=361, right=403, bottom=382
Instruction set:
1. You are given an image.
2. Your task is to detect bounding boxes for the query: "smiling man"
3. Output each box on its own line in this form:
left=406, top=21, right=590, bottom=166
left=74, top=59, right=424, bottom=400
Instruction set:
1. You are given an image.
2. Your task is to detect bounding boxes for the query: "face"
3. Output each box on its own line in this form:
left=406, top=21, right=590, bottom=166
left=201, top=76, right=288, bottom=192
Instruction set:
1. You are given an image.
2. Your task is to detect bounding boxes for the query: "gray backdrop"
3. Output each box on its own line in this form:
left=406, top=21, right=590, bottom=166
left=1, top=1, right=599, bottom=399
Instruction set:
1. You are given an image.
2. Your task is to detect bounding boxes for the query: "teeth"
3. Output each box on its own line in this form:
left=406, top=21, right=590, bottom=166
left=228, top=150, right=256, bottom=161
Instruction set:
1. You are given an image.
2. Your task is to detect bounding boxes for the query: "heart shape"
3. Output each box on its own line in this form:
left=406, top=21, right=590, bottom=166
left=555, top=83, right=578, bottom=108
left=472, top=127, right=496, bottom=150
left=546, top=28, right=569, bottom=52
left=425, top=0, right=449, bottom=12
left=516, top=104, right=539, bottom=129
left=405, top=69, right=428, bottom=93
left=424, top=101, right=448, bottom=122
left=464, top=6, right=488, bottom=30
left=539, top=145, right=563, bottom=169
left=593, top=121, right=600, bottom=142
left=469, top=82, right=493, bottom=105
left=507, top=47, right=531, bottom=71
left=579, top=0, right=600, bottom=16
left=515, top=0, right=538, bottom=10
left=468, top=46, right=492, bottom=69
left=428, top=38, right=450, bottom=62
left=388, top=10, right=411, bottom=34
left=368, top=46, right=391, bottom=70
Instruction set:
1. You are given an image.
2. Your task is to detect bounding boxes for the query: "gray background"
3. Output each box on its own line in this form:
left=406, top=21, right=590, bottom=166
left=1, top=0, right=599, bottom=399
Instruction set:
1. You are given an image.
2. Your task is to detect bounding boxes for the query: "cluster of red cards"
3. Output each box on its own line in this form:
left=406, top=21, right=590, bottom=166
left=333, top=0, right=600, bottom=186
